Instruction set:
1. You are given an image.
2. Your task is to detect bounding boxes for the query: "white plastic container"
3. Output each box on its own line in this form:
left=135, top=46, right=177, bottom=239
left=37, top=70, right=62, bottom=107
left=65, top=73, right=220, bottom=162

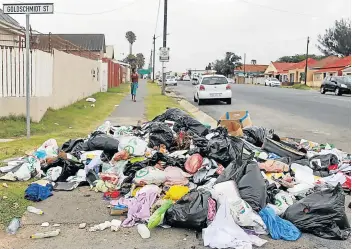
left=27, top=206, right=44, bottom=215
left=137, top=224, right=150, bottom=239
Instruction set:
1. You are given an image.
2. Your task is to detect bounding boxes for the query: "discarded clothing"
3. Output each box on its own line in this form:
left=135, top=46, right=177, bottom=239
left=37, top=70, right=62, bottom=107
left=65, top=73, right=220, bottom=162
left=25, top=183, right=53, bottom=202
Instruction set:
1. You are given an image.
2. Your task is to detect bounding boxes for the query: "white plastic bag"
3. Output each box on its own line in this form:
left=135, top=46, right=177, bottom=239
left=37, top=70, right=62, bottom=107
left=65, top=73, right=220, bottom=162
left=134, top=167, right=166, bottom=185
left=37, top=139, right=59, bottom=159
left=45, top=166, right=62, bottom=182
left=273, top=190, right=295, bottom=215
left=117, top=136, right=148, bottom=156
left=291, top=163, right=314, bottom=184
left=203, top=200, right=267, bottom=249
left=212, top=180, right=241, bottom=205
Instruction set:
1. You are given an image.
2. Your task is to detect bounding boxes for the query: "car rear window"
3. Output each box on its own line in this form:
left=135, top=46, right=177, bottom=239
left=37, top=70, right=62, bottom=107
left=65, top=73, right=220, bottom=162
left=202, top=77, right=228, bottom=85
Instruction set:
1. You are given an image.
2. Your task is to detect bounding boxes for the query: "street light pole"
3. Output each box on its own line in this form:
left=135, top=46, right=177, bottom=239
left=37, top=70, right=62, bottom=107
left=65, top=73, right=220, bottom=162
left=161, top=0, right=168, bottom=95
left=153, top=35, right=156, bottom=82
left=304, top=36, right=310, bottom=85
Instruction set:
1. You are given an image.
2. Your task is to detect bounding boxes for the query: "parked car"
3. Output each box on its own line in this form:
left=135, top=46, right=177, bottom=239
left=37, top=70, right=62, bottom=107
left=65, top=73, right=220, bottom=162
left=175, top=76, right=181, bottom=81
left=265, top=78, right=281, bottom=87
left=182, top=75, right=191, bottom=81
left=227, top=78, right=235, bottom=84
left=193, top=74, right=232, bottom=105
left=320, top=76, right=351, bottom=96
left=166, top=76, right=177, bottom=86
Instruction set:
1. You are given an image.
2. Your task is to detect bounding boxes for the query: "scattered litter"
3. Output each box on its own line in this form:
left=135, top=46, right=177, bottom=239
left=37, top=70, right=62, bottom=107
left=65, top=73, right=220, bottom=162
left=111, top=219, right=122, bottom=231
left=53, top=224, right=60, bottom=227
left=79, top=223, right=87, bottom=229
left=3, top=195, right=8, bottom=199
left=86, top=98, right=96, bottom=103
left=6, top=218, right=20, bottom=235
left=137, top=224, right=150, bottom=239
left=89, top=221, right=111, bottom=232
left=2, top=183, right=8, bottom=188
left=41, top=222, right=50, bottom=227
left=30, top=229, right=60, bottom=239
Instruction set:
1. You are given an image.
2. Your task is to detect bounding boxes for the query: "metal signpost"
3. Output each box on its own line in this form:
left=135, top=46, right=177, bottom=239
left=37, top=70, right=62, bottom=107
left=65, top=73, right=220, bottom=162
left=159, top=47, right=169, bottom=95
left=3, top=3, right=54, bottom=139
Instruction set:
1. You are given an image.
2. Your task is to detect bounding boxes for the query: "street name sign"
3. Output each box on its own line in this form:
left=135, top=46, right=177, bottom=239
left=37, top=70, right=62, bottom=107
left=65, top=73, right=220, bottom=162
left=3, top=3, right=54, bottom=14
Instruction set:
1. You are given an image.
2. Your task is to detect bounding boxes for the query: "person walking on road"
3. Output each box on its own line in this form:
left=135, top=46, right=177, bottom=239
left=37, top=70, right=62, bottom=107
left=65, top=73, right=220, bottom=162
left=131, top=68, right=139, bottom=102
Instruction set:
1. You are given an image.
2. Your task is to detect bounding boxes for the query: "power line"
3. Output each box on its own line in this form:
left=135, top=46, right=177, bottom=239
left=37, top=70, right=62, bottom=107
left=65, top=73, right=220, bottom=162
left=154, top=0, right=161, bottom=35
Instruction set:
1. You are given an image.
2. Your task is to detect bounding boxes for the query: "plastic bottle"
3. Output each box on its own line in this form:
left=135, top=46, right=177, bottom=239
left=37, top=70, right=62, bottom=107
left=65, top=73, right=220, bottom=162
left=137, top=224, right=150, bottom=239
left=6, top=218, right=20, bottom=235
left=27, top=206, right=44, bottom=215
left=30, top=229, right=60, bottom=239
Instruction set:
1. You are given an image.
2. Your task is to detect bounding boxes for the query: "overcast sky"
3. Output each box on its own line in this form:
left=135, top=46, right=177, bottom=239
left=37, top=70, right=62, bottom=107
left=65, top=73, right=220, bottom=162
left=4, top=0, right=351, bottom=72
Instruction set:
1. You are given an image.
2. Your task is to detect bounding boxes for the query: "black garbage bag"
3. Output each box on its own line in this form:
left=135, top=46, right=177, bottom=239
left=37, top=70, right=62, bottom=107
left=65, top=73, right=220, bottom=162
left=61, top=138, right=88, bottom=159
left=283, top=184, right=350, bottom=240
left=262, top=137, right=306, bottom=161
left=147, top=122, right=174, bottom=150
left=165, top=190, right=211, bottom=231
left=152, top=108, right=209, bottom=136
left=150, top=152, right=186, bottom=169
left=243, top=126, right=272, bottom=147
left=309, top=153, right=339, bottom=171
left=83, top=131, right=119, bottom=159
left=42, top=158, right=84, bottom=182
left=123, top=160, right=148, bottom=178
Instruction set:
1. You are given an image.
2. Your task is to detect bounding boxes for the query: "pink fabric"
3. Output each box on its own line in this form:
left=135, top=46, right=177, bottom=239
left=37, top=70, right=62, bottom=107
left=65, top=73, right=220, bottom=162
left=164, top=166, right=191, bottom=186
left=117, top=185, right=160, bottom=227
left=207, top=198, right=217, bottom=222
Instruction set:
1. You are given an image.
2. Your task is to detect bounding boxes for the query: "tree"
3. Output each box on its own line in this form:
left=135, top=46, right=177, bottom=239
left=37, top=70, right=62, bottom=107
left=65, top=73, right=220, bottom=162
left=136, top=53, right=145, bottom=69
left=213, top=52, right=242, bottom=77
left=125, top=31, right=137, bottom=55
left=277, top=54, right=326, bottom=63
left=317, top=18, right=351, bottom=56
left=123, top=54, right=137, bottom=69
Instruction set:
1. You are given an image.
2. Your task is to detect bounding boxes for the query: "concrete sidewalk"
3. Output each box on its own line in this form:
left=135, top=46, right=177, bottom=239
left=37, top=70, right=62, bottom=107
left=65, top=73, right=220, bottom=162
left=105, top=79, right=147, bottom=126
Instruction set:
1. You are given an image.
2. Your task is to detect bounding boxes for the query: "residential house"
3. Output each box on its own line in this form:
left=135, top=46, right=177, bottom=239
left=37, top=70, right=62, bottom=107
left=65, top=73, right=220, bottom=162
left=264, top=62, right=296, bottom=82
left=235, top=64, right=268, bottom=84
left=0, top=9, right=24, bottom=47
left=312, top=56, right=351, bottom=86
left=287, top=58, right=317, bottom=84
left=104, top=45, right=114, bottom=59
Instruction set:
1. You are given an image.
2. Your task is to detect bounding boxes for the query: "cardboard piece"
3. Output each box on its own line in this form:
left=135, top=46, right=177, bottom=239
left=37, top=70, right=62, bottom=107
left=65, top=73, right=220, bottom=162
left=218, top=111, right=252, bottom=137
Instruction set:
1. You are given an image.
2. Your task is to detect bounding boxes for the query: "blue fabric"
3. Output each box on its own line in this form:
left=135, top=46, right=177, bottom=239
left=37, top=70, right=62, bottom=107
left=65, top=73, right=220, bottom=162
left=25, top=183, right=53, bottom=202
left=131, top=82, right=138, bottom=96
left=259, top=206, right=301, bottom=241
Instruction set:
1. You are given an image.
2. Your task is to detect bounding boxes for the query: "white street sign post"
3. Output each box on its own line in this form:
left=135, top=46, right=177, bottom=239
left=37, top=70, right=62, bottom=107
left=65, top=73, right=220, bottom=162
left=3, top=3, right=54, bottom=139
left=159, top=47, right=169, bottom=95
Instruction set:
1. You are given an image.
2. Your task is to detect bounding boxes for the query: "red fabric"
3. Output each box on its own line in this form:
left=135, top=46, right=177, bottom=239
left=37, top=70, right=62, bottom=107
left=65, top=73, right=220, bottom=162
left=328, top=164, right=338, bottom=171
left=342, top=175, right=351, bottom=190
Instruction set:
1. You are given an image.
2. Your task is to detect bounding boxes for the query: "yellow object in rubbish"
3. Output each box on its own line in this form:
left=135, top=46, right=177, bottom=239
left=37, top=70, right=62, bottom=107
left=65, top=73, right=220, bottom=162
left=164, top=185, right=189, bottom=201
left=132, top=187, right=142, bottom=197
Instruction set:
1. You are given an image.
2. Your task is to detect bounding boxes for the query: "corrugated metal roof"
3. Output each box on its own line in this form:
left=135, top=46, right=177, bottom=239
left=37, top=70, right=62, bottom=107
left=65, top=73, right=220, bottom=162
left=54, top=34, right=106, bottom=52
left=0, top=8, right=22, bottom=28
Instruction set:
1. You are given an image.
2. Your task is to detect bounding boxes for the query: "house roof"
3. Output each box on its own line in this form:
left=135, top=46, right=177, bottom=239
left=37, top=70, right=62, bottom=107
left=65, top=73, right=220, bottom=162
left=315, top=67, right=346, bottom=73
left=311, top=56, right=340, bottom=69
left=272, top=62, right=297, bottom=74
left=235, top=64, right=268, bottom=73
left=0, top=9, right=22, bottom=28
left=314, top=56, right=351, bottom=73
left=287, top=58, right=317, bottom=70
left=54, top=34, right=106, bottom=52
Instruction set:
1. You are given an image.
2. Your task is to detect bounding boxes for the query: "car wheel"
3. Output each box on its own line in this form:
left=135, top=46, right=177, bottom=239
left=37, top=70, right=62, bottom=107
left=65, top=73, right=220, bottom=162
left=198, top=98, right=203, bottom=106
left=226, top=98, right=232, bottom=105
left=335, top=87, right=342, bottom=96
left=193, top=95, right=198, bottom=102
left=320, top=86, right=326, bottom=94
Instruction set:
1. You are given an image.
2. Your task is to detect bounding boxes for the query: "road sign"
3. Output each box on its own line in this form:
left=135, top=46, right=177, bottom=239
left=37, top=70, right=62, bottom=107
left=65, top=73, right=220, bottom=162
left=3, top=3, right=54, bottom=14
left=159, top=47, right=170, bottom=62
left=3, top=3, right=54, bottom=139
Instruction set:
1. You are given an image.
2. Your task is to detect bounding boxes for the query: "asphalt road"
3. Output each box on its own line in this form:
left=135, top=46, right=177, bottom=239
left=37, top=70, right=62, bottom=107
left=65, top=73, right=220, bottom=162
left=171, top=81, right=351, bottom=152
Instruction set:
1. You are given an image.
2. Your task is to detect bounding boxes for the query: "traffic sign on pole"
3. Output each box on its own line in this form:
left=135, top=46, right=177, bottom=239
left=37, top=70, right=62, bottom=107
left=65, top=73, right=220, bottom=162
left=3, top=3, right=54, bottom=139
left=159, top=47, right=170, bottom=62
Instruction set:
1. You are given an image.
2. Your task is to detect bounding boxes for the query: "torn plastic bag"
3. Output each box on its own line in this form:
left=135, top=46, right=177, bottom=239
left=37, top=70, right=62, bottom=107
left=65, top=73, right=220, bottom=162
left=148, top=122, right=174, bottom=150
left=117, top=136, right=147, bottom=156
left=150, top=152, right=186, bottom=169
left=36, top=139, right=59, bottom=159
left=203, top=199, right=267, bottom=249
left=262, top=138, right=305, bottom=161
left=134, top=167, right=166, bottom=185
left=243, top=126, right=272, bottom=147
left=152, top=108, right=209, bottom=136
left=193, top=158, right=218, bottom=184
left=309, top=153, right=339, bottom=171
left=42, top=158, right=84, bottom=182
left=259, top=206, right=301, bottom=241
left=123, top=160, right=148, bottom=179
left=185, top=154, right=203, bottom=174
left=60, top=138, right=87, bottom=158
left=84, top=131, right=119, bottom=159
left=165, top=190, right=211, bottom=230
left=283, top=184, right=350, bottom=240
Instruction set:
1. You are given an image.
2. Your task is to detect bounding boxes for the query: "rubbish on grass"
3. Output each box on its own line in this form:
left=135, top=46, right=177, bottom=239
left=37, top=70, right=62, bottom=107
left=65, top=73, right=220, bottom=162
left=137, top=224, right=151, bottom=239
left=6, top=218, right=20, bottom=235
left=2, top=183, right=8, bottom=188
left=30, top=229, right=60, bottom=239
left=86, top=97, right=96, bottom=103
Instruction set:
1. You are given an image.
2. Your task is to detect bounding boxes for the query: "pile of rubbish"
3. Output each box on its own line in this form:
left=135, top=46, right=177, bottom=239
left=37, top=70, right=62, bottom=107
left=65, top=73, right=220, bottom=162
left=1, top=108, right=351, bottom=246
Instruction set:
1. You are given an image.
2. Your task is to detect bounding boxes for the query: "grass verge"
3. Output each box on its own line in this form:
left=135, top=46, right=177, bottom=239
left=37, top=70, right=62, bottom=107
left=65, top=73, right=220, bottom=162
left=0, top=84, right=129, bottom=228
left=145, top=82, right=184, bottom=120
left=282, top=84, right=312, bottom=90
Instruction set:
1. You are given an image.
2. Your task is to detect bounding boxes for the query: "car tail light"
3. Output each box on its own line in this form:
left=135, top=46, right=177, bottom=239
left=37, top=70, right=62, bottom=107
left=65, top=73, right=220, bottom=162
left=226, top=84, right=231, bottom=90
left=199, top=85, right=205, bottom=91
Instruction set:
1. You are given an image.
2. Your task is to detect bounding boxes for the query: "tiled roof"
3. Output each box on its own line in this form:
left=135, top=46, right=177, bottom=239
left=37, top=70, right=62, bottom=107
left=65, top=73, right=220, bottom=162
left=311, top=56, right=339, bottom=69
left=287, top=58, right=317, bottom=70
left=322, top=55, right=351, bottom=68
left=54, top=34, right=106, bottom=52
left=315, top=67, right=346, bottom=73
left=0, top=9, right=22, bottom=28
left=235, top=64, right=268, bottom=73
left=272, top=62, right=296, bottom=73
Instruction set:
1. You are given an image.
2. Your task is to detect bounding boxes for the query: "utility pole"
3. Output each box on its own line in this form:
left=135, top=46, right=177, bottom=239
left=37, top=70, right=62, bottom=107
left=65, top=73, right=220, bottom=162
left=153, top=35, right=156, bottom=82
left=304, top=36, right=310, bottom=85
left=161, top=0, right=168, bottom=95
left=243, top=53, right=246, bottom=81
left=26, top=13, right=30, bottom=138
